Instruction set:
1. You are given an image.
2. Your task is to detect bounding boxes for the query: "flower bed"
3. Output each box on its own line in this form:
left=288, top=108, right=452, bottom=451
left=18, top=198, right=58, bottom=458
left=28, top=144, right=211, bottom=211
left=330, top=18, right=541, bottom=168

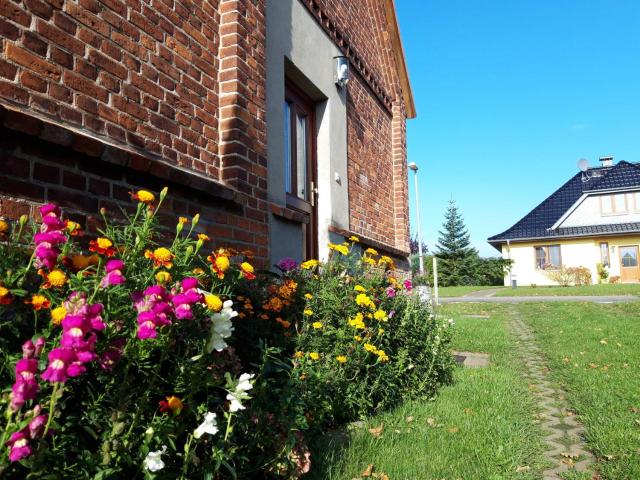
left=0, top=189, right=452, bottom=478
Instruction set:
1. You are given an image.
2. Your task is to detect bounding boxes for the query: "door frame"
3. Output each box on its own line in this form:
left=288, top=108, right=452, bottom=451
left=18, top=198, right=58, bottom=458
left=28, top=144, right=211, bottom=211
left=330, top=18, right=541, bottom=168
left=618, top=245, right=640, bottom=283
left=284, top=80, right=318, bottom=260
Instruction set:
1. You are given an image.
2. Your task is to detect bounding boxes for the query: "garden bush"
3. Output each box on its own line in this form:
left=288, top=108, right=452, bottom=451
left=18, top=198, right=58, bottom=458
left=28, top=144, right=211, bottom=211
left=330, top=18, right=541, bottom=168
left=0, top=189, right=452, bottom=479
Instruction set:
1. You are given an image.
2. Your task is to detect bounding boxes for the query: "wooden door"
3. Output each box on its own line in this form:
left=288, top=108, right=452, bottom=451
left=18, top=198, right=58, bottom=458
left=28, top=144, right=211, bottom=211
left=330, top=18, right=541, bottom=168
left=619, top=245, right=640, bottom=283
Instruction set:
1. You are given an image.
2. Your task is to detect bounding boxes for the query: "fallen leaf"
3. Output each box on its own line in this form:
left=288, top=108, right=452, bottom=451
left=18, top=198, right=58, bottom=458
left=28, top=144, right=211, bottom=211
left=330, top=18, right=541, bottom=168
left=600, top=339, right=608, bottom=345
left=426, top=417, right=437, bottom=427
left=447, top=426, right=459, bottom=433
left=604, top=454, right=615, bottom=461
left=368, top=425, right=384, bottom=438
left=561, top=452, right=579, bottom=459
left=635, top=419, right=640, bottom=427
left=562, top=357, right=570, bottom=363
left=515, top=465, right=531, bottom=473
left=361, top=464, right=374, bottom=477
left=630, top=406, right=640, bottom=414
left=406, top=416, right=414, bottom=423
left=616, top=343, right=622, bottom=348
left=589, top=363, right=599, bottom=369
left=463, top=408, right=476, bottom=416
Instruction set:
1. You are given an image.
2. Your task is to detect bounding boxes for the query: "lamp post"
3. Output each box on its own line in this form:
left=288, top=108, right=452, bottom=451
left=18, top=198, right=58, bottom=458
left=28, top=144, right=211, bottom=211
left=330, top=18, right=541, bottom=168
left=408, top=162, right=424, bottom=275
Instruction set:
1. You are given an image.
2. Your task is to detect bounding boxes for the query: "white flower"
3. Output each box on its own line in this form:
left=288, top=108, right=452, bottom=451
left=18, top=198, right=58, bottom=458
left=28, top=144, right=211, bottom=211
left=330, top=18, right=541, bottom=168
left=143, top=445, right=167, bottom=472
left=206, top=300, right=238, bottom=353
left=226, top=373, right=256, bottom=412
left=193, top=412, right=218, bottom=439
left=236, top=373, right=255, bottom=393
left=226, top=392, right=245, bottom=412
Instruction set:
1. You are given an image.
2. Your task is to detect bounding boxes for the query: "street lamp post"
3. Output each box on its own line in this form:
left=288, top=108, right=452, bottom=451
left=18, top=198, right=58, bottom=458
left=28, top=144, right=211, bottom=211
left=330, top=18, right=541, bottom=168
left=408, top=162, right=424, bottom=275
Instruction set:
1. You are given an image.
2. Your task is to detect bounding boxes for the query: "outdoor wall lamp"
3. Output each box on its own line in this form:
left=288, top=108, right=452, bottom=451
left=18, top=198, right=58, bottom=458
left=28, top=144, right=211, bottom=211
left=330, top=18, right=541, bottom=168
left=334, top=56, right=350, bottom=88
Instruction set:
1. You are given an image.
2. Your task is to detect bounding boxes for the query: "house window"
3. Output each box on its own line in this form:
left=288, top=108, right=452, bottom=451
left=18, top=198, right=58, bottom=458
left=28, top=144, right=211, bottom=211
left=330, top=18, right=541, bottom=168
left=534, top=245, right=561, bottom=270
left=284, top=86, right=314, bottom=203
left=600, top=242, right=610, bottom=267
left=600, top=194, right=628, bottom=215
left=634, top=192, right=640, bottom=213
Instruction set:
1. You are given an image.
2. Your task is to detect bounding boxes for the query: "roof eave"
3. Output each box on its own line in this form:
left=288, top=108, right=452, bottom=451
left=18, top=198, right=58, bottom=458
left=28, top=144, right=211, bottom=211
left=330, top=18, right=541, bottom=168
left=488, top=229, right=640, bottom=245
left=384, top=0, right=416, bottom=119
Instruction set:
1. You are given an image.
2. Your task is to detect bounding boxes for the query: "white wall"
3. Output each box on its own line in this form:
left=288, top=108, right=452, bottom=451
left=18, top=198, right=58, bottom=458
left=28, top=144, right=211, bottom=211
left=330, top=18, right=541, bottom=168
left=560, top=191, right=640, bottom=227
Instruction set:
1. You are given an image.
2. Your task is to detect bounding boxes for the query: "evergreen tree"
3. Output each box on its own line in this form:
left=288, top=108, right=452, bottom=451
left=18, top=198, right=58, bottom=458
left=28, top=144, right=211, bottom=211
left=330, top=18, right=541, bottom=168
left=435, top=200, right=478, bottom=286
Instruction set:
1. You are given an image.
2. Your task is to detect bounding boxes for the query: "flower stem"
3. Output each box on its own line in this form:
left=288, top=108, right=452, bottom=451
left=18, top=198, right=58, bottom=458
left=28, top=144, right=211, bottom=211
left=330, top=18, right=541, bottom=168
left=223, top=412, right=233, bottom=443
left=179, top=434, right=193, bottom=480
left=0, top=410, right=14, bottom=451
left=44, top=383, right=61, bottom=436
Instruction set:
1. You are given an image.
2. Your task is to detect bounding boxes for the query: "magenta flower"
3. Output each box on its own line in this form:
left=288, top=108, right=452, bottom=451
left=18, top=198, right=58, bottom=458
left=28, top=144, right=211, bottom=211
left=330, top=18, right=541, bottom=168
left=6, top=431, right=32, bottom=462
left=10, top=359, right=40, bottom=411
left=33, top=204, right=67, bottom=271
left=386, top=286, right=396, bottom=298
left=99, top=338, right=126, bottom=370
left=22, top=339, right=36, bottom=359
left=134, top=285, right=175, bottom=339
left=100, top=259, right=126, bottom=287
left=34, top=337, right=45, bottom=357
left=41, top=347, right=79, bottom=383
left=28, top=414, right=48, bottom=440
left=276, top=257, right=298, bottom=272
left=171, top=277, right=203, bottom=320
left=403, top=279, right=413, bottom=292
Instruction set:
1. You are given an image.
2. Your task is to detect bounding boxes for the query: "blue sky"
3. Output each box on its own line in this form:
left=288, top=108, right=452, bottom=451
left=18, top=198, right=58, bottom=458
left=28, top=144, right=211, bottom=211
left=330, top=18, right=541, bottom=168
left=396, top=0, right=640, bottom=256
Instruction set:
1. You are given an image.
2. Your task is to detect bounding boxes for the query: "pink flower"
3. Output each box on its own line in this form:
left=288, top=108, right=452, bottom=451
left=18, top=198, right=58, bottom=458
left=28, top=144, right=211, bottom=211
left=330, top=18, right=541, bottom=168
left=171, top=277, right=202, bottom=320
left=41, top=347, right=78, bottom=383
left=386, top=287, right=396, bottom=298
left=403, top=279, right=413, bottom=292
left=100, top=259, right=126, bottom=287
left=28, top=414, right=47, bottom=440
left=10, top=359, right=39, bottom=411
left=33, top=204, right=67, bottom=271
left=99, top=338, right=126, bottom=370
left=22, top=339, right=36, bottom=359
left=34, top=337, right=45, bottom=357
left=6, top=431, right=32, bottom=462
left=134, top=285, right=175, bottom=339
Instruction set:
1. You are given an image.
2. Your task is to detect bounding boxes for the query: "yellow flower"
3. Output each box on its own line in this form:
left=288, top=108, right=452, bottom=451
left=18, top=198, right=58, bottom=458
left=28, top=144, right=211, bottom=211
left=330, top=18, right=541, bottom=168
left=363, top=257, right=376, bottom=266
left=329, top=243, right=349, bottom=255
left=336, top=355, right=347, bottom=364
left=348, top=312, right=365, bottom=329
left=377, top=350, right=389, bottom=362
left=145, top=247, right=175, bottom=268
left=378, top=328, right=385, bottom=335
left=304, top=309, right=313, bottom=316
left=197, top=233, right=210, bottom=241
left=192, top=267, right=205, bottom=276
left=365, top=248, right=378, bottom=256
left=28, top=294, right=50, bottom=310
left=71, top=255, right=94, bottom=270
left=348, top=235, right=360, bottom=243
left=204, top=294, right=223, bottom=312
left=0, top=286, right=9, bottom=298
left=65, top=220, right=81, bottom=235
left=47, top=270, right=67, bottom=288
left=378, top=256, right=395, bottom=269
left=135, top=190, right=155, bottom=204
left=312, top=321, right=323, bottom=329
left=160, top=395, right=183, bottom=415
left=0, top=219, right=9, bottom=235
left=300, top=259, right=319, bottom=270
left=355, top=293, right=375, bottom=310
left=155, top=271, right=172, bottom=283
left=240, top=262, right=256, bottom=280
left=293, top=351, right=304, bottom=359
left=373, top=309, right=388, bottom=321
left=178, top=217, right=189, bottom=225
left=51, top=306, right=67, bottom=325
left=363, top=343, right=377, bottom=353
left=354, top=285, right=366, bottom=292
left=354, top=335, right=362, bottom=342
left=309, top=352, right=320, bottom=361
left=304, top=293, right=313, bottom=300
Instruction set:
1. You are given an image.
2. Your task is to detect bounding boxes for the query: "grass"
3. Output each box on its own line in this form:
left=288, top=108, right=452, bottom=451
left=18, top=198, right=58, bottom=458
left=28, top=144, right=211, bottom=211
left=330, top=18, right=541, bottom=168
left=517, top=301, right=640, bottom=480
left=495, top=283, right=640, bottom=297
left=437, top=285, right=502, bottom=297
left=308, top=303, right=545, bottom=480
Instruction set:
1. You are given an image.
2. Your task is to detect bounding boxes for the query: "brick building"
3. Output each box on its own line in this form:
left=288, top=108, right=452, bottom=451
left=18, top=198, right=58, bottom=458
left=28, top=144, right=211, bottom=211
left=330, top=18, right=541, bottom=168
left=0, top=0, right=415, bottom=268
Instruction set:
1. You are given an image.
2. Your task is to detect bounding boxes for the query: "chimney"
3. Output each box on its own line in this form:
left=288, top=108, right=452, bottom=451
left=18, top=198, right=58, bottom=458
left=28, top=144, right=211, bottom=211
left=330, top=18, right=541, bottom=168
left=599, top=156, right=614, bottom=167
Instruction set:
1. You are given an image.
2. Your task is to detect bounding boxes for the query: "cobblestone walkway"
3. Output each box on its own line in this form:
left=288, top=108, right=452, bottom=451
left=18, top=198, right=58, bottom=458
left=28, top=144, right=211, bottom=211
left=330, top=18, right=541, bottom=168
left=508, top=308, right=595, bottom=479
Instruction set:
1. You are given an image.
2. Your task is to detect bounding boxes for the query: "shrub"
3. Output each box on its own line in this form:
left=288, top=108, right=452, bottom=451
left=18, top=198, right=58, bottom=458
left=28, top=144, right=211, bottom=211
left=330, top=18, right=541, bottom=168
left=597, top=263, right=609, bottom=283
left=609, top=275, right=620, bottom=284
left=546, top=266, right=592, bottom=286
left=0, top=193, right=452, bottom=478
left=546, top=267, right=574, bottom=287
left=568, top=267, right=592, bottom=286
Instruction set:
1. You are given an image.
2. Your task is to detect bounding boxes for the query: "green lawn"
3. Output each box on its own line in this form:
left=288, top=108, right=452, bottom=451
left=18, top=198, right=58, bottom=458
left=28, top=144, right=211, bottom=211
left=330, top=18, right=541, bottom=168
left=518, top=301, right=640, bottom=479
left=495, top=284, right=640, bottom=297
left=309, top=303, right=545, bottom=479
left=437, top=285, right=502, bottom=297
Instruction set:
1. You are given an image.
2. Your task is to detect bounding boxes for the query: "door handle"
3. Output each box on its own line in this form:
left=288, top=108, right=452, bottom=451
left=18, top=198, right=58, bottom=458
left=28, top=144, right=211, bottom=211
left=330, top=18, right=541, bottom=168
left=310, top=181, right=318, bottom=207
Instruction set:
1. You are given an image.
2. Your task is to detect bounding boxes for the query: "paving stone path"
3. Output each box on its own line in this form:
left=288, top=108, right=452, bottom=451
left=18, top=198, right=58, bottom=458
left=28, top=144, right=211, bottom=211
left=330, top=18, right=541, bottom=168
left=507, top=307, right=595, bottom=479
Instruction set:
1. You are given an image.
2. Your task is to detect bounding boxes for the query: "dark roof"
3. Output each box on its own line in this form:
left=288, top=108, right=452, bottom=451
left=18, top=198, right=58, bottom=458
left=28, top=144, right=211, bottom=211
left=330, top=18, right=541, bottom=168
left=488, top=161, right=640, bottom=247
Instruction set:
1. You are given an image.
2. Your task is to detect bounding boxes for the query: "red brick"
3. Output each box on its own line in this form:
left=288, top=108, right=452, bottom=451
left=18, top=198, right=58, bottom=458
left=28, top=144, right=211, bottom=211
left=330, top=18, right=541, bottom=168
left=0, top=59, right=17, bottom=80
left=88, top=48, right=128, bottom=79
left=0, top=18, right=19, bottom=40
left=22, top=31, right=48, bottom=56
left=33, top=162, right=60, bottom=183
left=63, top=71, right=109, bottom=102
left=5, top=43, right=61, bottom=80
left=36, top=20, right=85, bottom=56
left=0, top=80, right=29, bottom=104
left=24, top=0, right=53, bottom=19
left=20, top=71, right=48, bottom=93
left=0, top=2, right=31, bottom=27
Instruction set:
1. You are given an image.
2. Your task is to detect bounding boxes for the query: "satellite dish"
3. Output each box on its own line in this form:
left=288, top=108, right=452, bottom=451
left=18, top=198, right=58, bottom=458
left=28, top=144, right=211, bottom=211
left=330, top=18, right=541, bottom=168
left=577, top=158, right=589, bottom=172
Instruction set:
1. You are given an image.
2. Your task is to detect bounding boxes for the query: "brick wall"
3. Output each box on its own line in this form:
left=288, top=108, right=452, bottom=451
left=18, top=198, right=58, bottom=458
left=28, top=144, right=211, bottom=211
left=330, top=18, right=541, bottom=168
left=0, top=0, right=409, bottom=260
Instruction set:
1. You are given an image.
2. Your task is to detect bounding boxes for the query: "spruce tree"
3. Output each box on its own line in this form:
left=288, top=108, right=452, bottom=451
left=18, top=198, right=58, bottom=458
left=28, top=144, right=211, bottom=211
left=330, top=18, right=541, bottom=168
left=435, top=200, right=478, bottom=286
